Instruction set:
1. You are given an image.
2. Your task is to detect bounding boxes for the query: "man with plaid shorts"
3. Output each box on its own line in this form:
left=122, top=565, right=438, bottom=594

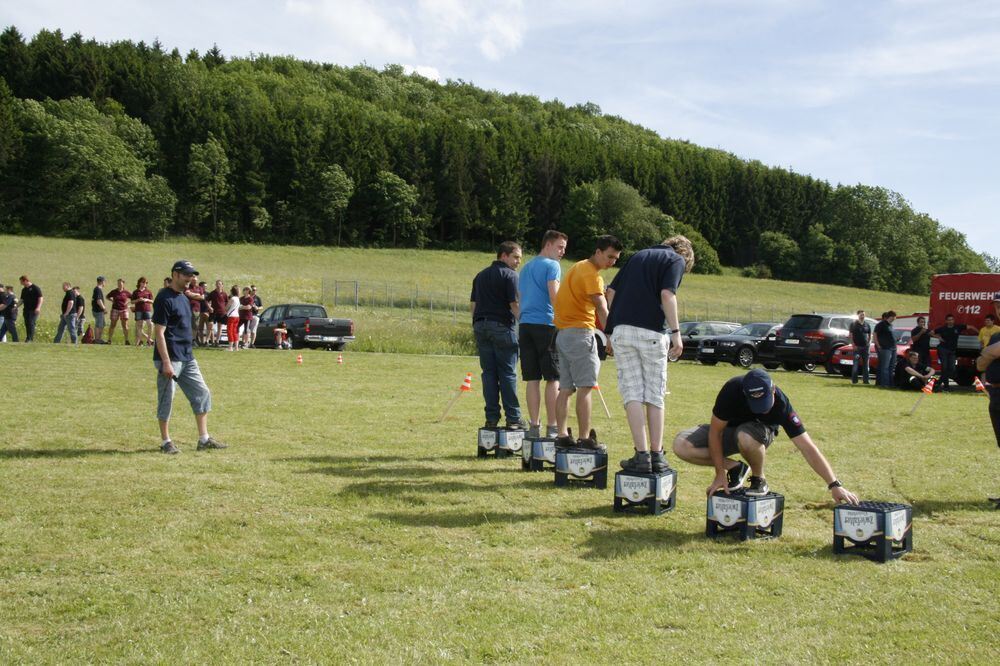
left=606, top=236, right=694, bottom=474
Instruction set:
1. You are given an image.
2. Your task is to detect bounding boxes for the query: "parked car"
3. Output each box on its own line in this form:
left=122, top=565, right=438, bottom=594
left=830, top=329, right=941, bottom=378
left=255, top=303, right=355, bottom=350
left=773, top=313, right=879, bottom=373
left=675, top=320, right=742, bottom=360
left=697, top=322, right=783, bottom=368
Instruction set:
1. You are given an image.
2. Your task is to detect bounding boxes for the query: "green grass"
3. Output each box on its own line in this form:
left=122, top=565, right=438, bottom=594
left=2, top=235, right=930, bottom=355
left=0, top=343, right=997, bottom=663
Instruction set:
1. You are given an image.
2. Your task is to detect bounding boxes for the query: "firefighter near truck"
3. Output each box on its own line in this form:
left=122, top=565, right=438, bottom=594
left=929, top=273, right=1000, bottom=387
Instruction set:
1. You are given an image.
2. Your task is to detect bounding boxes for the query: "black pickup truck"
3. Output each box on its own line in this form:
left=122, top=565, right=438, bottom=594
left=255, top=303, right=355, bottom=350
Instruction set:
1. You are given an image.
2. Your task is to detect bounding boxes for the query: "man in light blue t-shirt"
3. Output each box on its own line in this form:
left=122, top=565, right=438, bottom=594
left=518, top=230, right=568, bottom=438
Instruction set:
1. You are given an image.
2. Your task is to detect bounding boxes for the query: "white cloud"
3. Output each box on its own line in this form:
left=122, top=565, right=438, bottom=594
left=285, top=0, right=416, bottom=60
left=404, top=63, right=442, bottom=81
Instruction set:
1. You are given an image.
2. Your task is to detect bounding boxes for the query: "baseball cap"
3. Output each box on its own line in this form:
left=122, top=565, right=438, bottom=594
left=742, top=369, right=775, bottom=414
left=97, top=275, right=105, bottom=282
left=171, top=260, right=199, bottom=276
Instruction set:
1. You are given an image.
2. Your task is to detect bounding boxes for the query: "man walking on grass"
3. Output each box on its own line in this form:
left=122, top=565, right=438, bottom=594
left=153, top=260, right=227, bottom=454
left=470, top=241, right=527, bottom=430
left=517, top=230, right=567, bottom=438
left=606, top=236, right=694, bottom=474
left=53, top=282, right=78, bottom=344
left=19, top=275, right=43, bottom=342
left=552, top=234, right=622, bottom=450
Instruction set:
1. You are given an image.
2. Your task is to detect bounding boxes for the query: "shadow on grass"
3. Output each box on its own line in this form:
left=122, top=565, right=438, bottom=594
left=0, top=448, right=150, bottom=459
left=910, top=498, right=1000, bottom=517
left=580, top=526, right=704, bottom=560
left=371, top=510, right=544, bottom=528
left=275, top=453, right=473, bottom=465
left=338, top=476, right=552, bottom=499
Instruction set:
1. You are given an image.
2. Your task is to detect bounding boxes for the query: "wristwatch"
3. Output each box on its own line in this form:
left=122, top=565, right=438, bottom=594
left=669, top=328, right=680, bottom=334
left=827, top=479, right=843, bottom=490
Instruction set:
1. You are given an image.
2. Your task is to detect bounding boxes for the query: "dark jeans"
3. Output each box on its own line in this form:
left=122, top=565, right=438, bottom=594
left=473, top=319, right=521, bottom=424
left=938, top=348, right=957, bottom=389
left=988, top=386, right=1000, bottom=449
left=877, top=348, right=896, bottom=387
left=851, top=348, right=870, bottom=383
left=23, top=310, right=38, bottom=342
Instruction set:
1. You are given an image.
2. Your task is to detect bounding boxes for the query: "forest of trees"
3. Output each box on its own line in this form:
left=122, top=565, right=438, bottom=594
left=0, top=27, right=989, bottom=293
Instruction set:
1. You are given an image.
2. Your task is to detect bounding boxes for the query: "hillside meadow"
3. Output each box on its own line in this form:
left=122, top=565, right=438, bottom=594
left=2, top=235, right=930, bottom=354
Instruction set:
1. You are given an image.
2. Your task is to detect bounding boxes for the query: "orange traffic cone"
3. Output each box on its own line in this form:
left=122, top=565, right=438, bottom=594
left=296, top=354, right=303, bottom=365
left=439, top=372, right=474, bottom=422
left=974, top=376, right=986, bottom=393
left=909, top=377, right=935, bottom=416
left=922, top=377, right=936, bottom=394
left=338, top=352, right=344, bottom=365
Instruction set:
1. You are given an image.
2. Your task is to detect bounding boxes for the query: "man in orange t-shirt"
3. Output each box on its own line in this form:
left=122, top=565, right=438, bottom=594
left=552, top=234, right=622, bottom=450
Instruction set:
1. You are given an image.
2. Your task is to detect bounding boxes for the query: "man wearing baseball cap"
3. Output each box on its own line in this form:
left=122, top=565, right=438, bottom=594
left=975, top=292, right=1000, bottom=507
left=672, top=369, right=859, bottom=504
left=152, top=260, right=227, bottom=454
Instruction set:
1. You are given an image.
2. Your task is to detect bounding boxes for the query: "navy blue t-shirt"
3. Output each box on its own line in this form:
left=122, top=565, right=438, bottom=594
left=910, top=326, right=930, bottom=355
left=151, top=287, right=194, bottom=362
left=874, top=320, right=896, bottom=349
left=987, top=331, right=1000, bottom=385
left=712, top=376, right=806, bottom=439
left=934, top=324, right=964, bottom=352
left=605, top=245, right=685, bottom=335
left=470, top=261, right=519, bottom=327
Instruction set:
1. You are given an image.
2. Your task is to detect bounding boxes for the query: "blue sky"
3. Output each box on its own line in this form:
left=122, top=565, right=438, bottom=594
left=3, top=0, right=997, bottom=257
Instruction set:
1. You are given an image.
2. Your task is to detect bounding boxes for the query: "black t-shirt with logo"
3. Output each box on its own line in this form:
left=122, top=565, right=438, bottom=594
left=60, top=290, right=75, bottom=315
left=712, top=376, right=807, bottom=439
left=934, top=324, right=964, bottom=352
left=874, top=320, right=896, bottom=349
left=20, top=284, right=42, bottom=312
left=849, top=320, right=871, bottom=347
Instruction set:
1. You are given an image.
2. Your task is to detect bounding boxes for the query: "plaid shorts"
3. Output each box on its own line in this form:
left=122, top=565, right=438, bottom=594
left=610, top=324, right=668, bottom=408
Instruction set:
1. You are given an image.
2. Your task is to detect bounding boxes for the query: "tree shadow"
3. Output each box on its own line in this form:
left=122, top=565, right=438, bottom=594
left=579, top=526, right=705, bottom=560
left=337, top=476, right=552, bottom=499
left=0, top=448, right=150, bottom=459
left=371, top=509, right=545, bottom=528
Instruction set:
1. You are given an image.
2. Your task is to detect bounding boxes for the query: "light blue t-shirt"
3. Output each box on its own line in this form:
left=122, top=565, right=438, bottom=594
left=518, top=256, right=561, bottom=325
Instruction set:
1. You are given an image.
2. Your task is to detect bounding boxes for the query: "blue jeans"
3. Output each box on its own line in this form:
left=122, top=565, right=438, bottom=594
left=0, top=314, right=18, bottom=341
left=938, top=348, right=957, bottom=389
left=851, top=347, right=870, bottom=383
left=54, top=313, right=78, bottom=343
left=877, top=348, right=896, bottom=387
left=473, top=319, right=521, bottom=423
left=154, top=359, right=212, bottom=422
left=23, top=311, right=38, bottom=341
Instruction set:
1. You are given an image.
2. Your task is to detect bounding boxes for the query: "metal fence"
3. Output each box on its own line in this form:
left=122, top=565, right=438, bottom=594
left=321, top=277, right=790, bottom=326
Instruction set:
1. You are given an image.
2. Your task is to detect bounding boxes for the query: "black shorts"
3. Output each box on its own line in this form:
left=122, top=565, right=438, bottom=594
left=519, top=323, right=558, bottom=382
left=680, top=422, right=775, bottom=456
left=212, top=313, right=228, bottom=325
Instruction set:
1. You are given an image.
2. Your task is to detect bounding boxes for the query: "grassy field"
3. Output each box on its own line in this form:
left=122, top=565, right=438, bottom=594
left=0, top=342, right=998, bottom=663
left=1, top=235, right=931, bottom=355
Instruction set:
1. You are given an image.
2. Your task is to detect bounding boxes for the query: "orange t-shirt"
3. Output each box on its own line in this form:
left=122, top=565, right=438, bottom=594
left=554, top=260, right=603, bottom=330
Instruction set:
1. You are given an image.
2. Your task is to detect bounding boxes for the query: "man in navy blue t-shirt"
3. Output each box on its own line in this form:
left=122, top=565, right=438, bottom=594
left=152, top=260, right=227, bottom=454
left=975, top=292, right=1000, bottom=506
left=672, top=369, right=859, bottom=503
left=606, top=236, right=692, bottom=474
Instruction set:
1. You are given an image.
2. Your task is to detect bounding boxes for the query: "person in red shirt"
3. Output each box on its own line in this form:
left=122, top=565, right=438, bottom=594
left=238, top=286, right=254, bottom=348
left=208, top=279, right=228, bottom=346
left=106, top=278, right=132, bottom=345
left=131, top=277, right=154, bottom=346
left=184, top=276, right=207, bottom=346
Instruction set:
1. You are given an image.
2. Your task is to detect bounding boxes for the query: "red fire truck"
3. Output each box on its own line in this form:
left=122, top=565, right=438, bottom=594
left=929, top=273, right=1000, bottom=385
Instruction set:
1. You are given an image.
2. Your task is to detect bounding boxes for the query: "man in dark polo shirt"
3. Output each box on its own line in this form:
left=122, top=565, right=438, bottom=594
left=976, top=293, right=1000, bottom=507
left=153, top=260, right=227, bottom=454
left=18, top=275, right=43, bottom=342
left=673, top=369, right=859, bottom=503
left=1, top=284, right=19, bottom=341
left=848, top=310, right=872, bottom=385
left=910, top=316, right=931, bottom=367
left=933, top=313, right=970, bottom=392
left=606, top=236, right=693, bottom=474
left=470, top=241, right=526, bottom=429
left=873, top=311, right=897, bottom=388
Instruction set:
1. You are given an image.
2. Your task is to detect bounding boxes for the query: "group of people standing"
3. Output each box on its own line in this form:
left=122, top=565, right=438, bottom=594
left=471, top=231, right=860, bottom=504
left=0, top=274, right=264, bottom=351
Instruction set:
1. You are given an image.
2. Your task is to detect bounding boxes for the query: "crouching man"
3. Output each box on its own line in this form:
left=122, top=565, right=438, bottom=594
left=672, top=369, right=859, bottom=504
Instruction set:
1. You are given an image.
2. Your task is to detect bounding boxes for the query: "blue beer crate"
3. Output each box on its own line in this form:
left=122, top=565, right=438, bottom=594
left=706, top=489, right=784, bottom=540
left=477, top=427, right=526, bottom=458
left=613, top=469, right=678, bottom=515
left=554, top=448, right=608, bottom=489
left=833, top=501, right=913, bottom=562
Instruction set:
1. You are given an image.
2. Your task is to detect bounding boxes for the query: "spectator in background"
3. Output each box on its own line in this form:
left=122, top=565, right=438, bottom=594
left=910, top=316, right=931, bottom=367
left=894, top=350, right=934, bottom=391
left=0, top=283, right=10, bottom=342
left=517, top=230, right=567, bottom=438
left=874, top=311, right=897, bottom=388
left=74, top=286, right=86, bottom=338
left=91, top=276, right=107, bottom=344
left=107, top=278, right=132, bottom=345
left=19, top=275, right=43, bottom=342
left=163, top=277, right=171, bottom=288
left=238, top=286, right=254, bottom=348
left=1, top=285, right=18, bottom=342
left=226, top=285, right=241, bottom=352
left=273, top=321, right=290, bottom=349
left=132, top=277, right=154, bottom=346
left=208, top=279, right=228, bottom=346
left=470, top=241, right=526, bottom=429
left=932, top=314, right=968, bottom=392
left=248, top=285, right=262, bottom=347
left=848, top=309, right=872, bottom=385
left=553, top=235, right=623, bottom=450
left=979, top=314, right=999, bottom=351
left=184, top=275, right=207, bottom=345
left=195, top=281, right=212, bottom=346
left=53, top=282, right=78, bottom=344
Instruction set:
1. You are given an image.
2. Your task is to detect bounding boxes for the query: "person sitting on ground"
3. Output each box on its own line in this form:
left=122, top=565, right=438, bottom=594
left=274, top=321, right=290, bottom=349
left=672, top=369, right=860, bottom=504
left=894, top=349, right=934, bottom=391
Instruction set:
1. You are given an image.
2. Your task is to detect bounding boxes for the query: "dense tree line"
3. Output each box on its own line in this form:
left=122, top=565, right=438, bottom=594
left=0, top=27, right=988, bottom=292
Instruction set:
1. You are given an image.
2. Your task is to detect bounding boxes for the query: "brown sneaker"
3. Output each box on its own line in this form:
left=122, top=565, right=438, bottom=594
left=576, top=429, right=607, bottom=453
left=196, top=436, right=227, bottom=451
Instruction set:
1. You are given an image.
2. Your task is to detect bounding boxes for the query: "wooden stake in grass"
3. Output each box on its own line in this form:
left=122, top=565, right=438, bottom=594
left=439, top=372, right=474, bottom=422
left=908, top=377, right=936, bottom=416
left=593, top=384, right=612, bottom=418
